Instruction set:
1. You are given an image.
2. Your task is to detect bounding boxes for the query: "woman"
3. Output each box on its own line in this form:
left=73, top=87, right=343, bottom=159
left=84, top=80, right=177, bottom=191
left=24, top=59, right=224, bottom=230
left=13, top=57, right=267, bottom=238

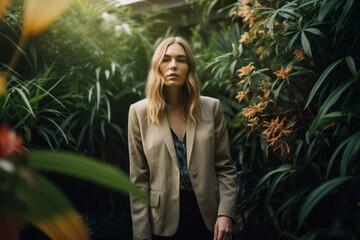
left=128, top=36, right=238, bottom=240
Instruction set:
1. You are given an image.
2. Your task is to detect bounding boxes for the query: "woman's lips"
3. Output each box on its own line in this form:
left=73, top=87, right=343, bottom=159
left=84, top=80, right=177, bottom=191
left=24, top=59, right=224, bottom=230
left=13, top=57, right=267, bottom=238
left=167, top=73, right=180, bottom=78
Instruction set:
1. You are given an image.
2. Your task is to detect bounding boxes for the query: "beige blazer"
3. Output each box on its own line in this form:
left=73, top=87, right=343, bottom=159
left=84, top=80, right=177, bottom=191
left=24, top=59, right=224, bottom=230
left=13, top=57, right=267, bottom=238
left=128, top=96, right=238, bottom=240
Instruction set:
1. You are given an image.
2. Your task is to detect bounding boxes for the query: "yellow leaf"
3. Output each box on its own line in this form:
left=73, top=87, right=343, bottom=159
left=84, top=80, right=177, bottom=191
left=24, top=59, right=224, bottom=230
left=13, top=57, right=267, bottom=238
left=34, top=211, right=89, bottom=240
left=0, top=0, right=11, bottom=18
left=22, top=0, right=72, bottom=38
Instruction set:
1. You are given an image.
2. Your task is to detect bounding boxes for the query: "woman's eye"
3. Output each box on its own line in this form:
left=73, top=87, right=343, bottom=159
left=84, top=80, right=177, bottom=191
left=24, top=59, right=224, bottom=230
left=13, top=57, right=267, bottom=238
left=162, top=58, right=170, bottom=62
left=178, top=58, right=187, bottom=63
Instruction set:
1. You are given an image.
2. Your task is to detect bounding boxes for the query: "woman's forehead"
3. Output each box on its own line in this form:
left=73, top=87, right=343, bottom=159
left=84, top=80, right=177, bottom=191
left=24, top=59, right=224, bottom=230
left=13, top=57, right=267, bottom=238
left=164, top=43, right=186, bottom=56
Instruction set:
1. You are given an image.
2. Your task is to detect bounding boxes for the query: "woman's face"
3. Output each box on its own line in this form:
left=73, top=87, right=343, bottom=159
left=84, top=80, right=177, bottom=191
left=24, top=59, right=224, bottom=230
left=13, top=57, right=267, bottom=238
left=159, top=43, right=189, bottom=88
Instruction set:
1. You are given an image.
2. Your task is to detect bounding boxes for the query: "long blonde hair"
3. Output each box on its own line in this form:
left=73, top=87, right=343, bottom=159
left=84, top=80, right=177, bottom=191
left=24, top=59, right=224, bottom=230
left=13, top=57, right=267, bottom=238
left=145, top=36, right=200, bottom=125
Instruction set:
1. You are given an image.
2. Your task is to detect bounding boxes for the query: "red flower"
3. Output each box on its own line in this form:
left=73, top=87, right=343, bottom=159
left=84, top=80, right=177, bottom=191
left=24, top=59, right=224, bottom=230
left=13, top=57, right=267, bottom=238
left=0, top=124, right=24, bottom=159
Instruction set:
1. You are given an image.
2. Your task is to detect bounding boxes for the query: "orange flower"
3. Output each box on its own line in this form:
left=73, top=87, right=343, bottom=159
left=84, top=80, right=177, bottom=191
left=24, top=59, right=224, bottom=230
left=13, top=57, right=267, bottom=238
left=262, top=117, right=295, bottom=154
left=294, top=48, right=305, bottom=61
left=263, top=117, right=283, bottom=137
left=242, top=102, right=266, bottom=118
left=237, top=62, right=255, bottom=78
left=6, top=0, right=72, bottom=75
left=247, top=117, right=259, bottom=129
left=0, top=124, right=24, bottom=159
left=22, top=0, right=72, bottom=38
left=242, top=105, right=258, bottom=119
left=239, top=32, right=250, bottom=43
left=35, top=211, right=89, bottom=240
left=0, top=0, right=11, bottom=18
left=256, top=46, right=263, bottom=56
left=238, top=5, right=251, bottom=19
left=243, top=9, right=254, bottom=24
left=235, top=89, right=250, bottom=102
left=274, top=66, right=293, bottom=84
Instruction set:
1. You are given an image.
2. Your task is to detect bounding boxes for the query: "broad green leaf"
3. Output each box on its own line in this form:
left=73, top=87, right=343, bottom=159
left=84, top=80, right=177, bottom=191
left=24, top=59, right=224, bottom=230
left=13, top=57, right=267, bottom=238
left=277, top=186, right=312, bottom=214
left=88, top=85, right=94, bottom=102
left=319, top=111, right=343, bottom=124
left=340, top=132, right=360, bottom=176
left=47, top=118, right=69, bottom=144
left=304, top=27, right=326, bottom=38
left=265, top=1, right=298, bottom=33
left=96, top=80, right=100, bottom=111
left=37, top=127, right=55, bottom=149
left=265, top=169, right=295, bottom=206
left=105, top=97, right=111, bottom=122
left=326, top=133, right=350, bottom=179
left=305, top=58, right=343, bottom=108
left=95, top=67, right=101, bottom=81
left=336, top=0, right=354, bottom=32
left=266, top=10, right=278, bottom=34
left=100, top=119, right=106, bottom=139
left=318, top=0, right=335, bottom=21
left=298, top=176, right=353, bottom=228
left=298, top=0, right=320, bottom=9
left=76, top=121, right=88, bottom=149
left=254, top=164, right=292, bottom=194
left=29, top=75, right=66, bottom=109
left=288, top=31, right=300, bottom=50
left=345, top=56, right=357, bottom=80
left=301, top=31, right=312, bottom=57
left=274, top=80, right=285, bottom=100
left=90, top=104, right=96, bottom=126
left=229, top=60, right=237, bottom=76
left=28, top=150, right=148, bottom=201
left=14, top=87, right=35, bottom=117
left=271, top=78, right=281, bottom=92
left=308, top=79, right=355, bottom=135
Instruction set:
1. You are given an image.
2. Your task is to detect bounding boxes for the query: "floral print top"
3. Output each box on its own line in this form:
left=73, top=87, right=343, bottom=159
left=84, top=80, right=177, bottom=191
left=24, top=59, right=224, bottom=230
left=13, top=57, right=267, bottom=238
left=170, top=128, right=193, bottom=191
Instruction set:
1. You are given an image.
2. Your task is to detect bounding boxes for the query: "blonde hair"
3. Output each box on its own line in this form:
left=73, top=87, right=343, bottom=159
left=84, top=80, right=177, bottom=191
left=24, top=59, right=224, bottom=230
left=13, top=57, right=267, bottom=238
left=145, top=36, right=200, bottom=125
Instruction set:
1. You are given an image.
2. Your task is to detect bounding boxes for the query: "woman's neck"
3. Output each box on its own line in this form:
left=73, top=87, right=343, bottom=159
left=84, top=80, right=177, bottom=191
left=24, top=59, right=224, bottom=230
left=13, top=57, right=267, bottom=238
left=164, top=87, right=182, bottom=108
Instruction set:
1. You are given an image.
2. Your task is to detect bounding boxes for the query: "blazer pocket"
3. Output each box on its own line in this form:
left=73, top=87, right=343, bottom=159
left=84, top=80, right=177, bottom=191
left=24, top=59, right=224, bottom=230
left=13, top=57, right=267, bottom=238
left=150, top=190, right=160, bottom=208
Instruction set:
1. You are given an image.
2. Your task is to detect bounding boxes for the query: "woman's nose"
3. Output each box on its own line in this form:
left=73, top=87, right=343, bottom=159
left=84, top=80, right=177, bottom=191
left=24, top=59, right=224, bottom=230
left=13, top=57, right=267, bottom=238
left=170, top=59, right=177, bottom=70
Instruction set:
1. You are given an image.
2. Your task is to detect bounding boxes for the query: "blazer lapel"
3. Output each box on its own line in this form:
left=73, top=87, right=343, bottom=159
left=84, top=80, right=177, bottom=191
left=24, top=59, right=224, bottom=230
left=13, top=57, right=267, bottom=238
left=186, top=123, right=196, bottom=168
left=158, top=115, right=177, bottom=162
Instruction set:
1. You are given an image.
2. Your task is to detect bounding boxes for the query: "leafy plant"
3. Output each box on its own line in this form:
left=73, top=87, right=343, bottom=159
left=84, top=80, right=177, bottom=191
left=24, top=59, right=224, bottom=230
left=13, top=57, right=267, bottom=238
left=1, top=1, right=148, bottom=239
left=0, top=125, right=147, bottom=239
left=193, top=0, right=360, bottom=238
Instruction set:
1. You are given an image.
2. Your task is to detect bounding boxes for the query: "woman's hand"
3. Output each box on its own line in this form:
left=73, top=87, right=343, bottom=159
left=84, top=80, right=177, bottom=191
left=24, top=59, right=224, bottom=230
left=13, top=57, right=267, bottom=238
left=213, top=216, right=233, bottom=240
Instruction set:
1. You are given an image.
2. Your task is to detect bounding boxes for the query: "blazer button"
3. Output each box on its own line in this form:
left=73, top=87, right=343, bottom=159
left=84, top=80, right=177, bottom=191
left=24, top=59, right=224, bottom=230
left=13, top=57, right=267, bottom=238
left=192, top=171, right=198, bottom=178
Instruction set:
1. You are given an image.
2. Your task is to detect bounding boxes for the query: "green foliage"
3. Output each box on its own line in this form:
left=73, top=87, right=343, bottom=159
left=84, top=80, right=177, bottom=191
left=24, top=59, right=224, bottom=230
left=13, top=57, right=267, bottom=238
left=1, top=149, right=147, bottom=239
left=1, top=0, right=158, bottom=238
left=1, top=0, right=166, bottom=160
left=2, top=0, right=360, bottom=238
left=0, top=68, right=68, bottom=148
left=28, top=150, right=148, bottom=200
left=33, top=1, right=151, bottom=157
left=194, top=0, right=360, bottom=238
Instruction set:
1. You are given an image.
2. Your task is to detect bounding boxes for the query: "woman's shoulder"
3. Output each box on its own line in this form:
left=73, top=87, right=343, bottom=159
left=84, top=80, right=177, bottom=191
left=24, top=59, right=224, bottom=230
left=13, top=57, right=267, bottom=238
left=129, top=98, right=148, bottom=114
left=130, top=98, right=148, bottom=108
left=200, top=95, right=220, bottom=106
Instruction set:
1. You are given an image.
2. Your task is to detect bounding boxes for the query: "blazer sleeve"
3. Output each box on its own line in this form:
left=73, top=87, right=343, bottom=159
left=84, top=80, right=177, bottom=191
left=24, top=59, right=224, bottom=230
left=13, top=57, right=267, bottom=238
left=213, top=99, right=238, bottom=222
left=128, top=105, right=152, bottom=240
